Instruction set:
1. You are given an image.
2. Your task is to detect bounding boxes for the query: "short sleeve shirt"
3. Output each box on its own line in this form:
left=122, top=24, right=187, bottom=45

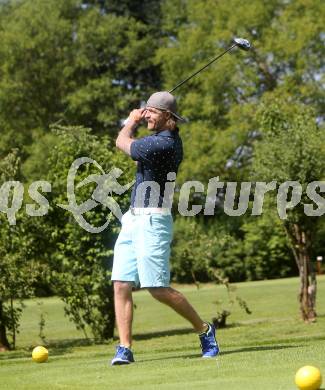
left=130, top=129, right=183, bottom=207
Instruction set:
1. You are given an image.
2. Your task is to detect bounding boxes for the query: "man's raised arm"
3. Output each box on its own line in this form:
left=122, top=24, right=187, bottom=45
left=115, top=108, right=145, bottom=155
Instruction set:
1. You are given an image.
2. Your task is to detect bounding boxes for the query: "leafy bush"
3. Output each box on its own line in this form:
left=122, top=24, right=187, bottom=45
left=43, top=125, right=133, bottom=341
left=171, top=212, right=295, bottom=283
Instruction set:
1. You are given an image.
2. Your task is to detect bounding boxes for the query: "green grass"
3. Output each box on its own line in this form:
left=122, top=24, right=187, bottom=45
left=1, top=276, right=325, bottom=390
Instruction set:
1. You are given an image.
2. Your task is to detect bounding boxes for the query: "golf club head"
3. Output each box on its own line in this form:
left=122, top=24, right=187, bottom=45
left=233, top=38, right=251, bottom=51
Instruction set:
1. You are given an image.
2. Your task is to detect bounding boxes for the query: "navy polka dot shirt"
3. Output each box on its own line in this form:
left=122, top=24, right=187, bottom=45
left=130, top=129, right=183, bottom=207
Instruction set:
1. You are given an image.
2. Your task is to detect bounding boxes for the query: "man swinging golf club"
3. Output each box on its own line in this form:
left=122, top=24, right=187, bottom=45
left=111, top=91, right=219, bottom=365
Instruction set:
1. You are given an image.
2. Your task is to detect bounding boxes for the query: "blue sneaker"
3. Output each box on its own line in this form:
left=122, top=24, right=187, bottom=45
left=111, top=345, right=135, bottom=365
left=199, top=323, right=219, bottom=358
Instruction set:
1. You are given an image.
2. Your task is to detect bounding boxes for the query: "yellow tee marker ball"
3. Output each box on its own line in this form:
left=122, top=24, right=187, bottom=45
left=295, top=366, right=322, bottom=390
left=32, top=346, right=49, bottom=363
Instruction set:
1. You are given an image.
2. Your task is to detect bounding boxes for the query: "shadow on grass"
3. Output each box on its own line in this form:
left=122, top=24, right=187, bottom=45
left=222, top=344, right=299, bottom=355
left=137, top=344, right=300, bottom=363
left=44, top=338, right=95, bottom=356
left=0, top=350, right=31, bottom=361
left=138, top=353, right=201, bottom=363
left=0, top=338, right=95, bottom=360
left=133, top=327, right=194, bottom=341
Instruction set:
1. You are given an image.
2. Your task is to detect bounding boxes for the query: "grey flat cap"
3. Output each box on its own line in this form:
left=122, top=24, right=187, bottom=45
left=146, top=91, right=185, bottom=122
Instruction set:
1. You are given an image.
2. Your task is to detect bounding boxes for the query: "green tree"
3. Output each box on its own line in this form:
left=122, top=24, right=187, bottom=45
left=81, top=0, right=162, bottom=28
left=43, top=125, right=133, bottom=340
left=242, top=210, right=295, bottom=280
left=0, top=150, right=44, bottom=350
left=0, top=0, right=161, bottom=155
left=253, top=95, right=325, bottom=322
left=158, top=0, right=324, bottom=288
left=158, top=0, right=324, bottom=184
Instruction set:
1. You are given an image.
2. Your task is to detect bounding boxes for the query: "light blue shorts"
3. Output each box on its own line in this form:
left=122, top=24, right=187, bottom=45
left=111, top=210, right=173, bottom=288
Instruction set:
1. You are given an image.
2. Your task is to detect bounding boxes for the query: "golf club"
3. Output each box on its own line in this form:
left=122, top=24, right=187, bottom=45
left=168, top=38, right=251, bottom=93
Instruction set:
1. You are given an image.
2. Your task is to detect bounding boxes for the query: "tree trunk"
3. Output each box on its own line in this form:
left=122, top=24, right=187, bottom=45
left=292, top=225, right=317, bottom=322
left=0, top=301, right=10, bottom=351
left=10, top=297, right=16, bottom=349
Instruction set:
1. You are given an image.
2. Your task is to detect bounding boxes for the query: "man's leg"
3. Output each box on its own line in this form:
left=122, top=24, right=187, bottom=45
left=114, top=281, right=134, bottom=348
left=137, top=215, right=219, bottom=358
left=147, top=287, right=208, bottom=333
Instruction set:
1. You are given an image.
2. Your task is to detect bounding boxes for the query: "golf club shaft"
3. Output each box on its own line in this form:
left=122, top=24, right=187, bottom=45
left=169, top=43, right=236, bottom=93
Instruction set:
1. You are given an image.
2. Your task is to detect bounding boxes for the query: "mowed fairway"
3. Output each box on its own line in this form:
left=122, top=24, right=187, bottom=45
left=1, top=276, right=325, bottom=390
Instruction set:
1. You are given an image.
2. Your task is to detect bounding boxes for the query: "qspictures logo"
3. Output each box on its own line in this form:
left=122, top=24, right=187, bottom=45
left=0, top=157, right=324, bottom=233
left=58, top=157, right=134, bottom=232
